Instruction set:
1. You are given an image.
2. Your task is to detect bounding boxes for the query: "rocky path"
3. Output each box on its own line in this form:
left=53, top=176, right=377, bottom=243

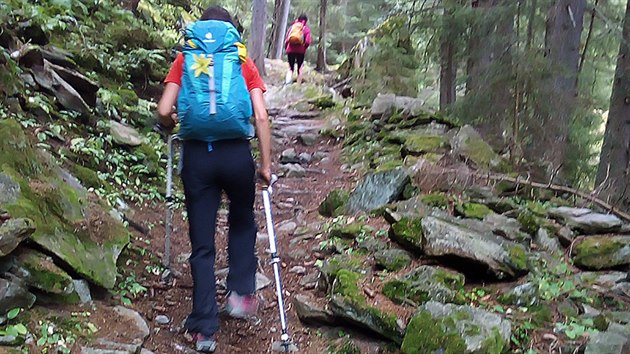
left=132, top=79, right=354, bottom=354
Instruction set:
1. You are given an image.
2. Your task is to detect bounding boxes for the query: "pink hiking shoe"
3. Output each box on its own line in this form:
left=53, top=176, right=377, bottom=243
left=224, top=292, right=258, bottom=319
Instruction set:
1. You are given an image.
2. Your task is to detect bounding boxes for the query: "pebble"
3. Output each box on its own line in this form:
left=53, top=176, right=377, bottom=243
left=289, top=266, right=307, bottom=275
left=155, top=315, right=170, bottom=325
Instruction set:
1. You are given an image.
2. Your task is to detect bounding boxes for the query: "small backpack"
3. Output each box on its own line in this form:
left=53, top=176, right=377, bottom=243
left=288, top=22, right=305, bottom=45
left=177, top=20, right=254, bottom=143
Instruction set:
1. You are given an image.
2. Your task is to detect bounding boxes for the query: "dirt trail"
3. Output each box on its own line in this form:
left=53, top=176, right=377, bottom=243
left=133, top=76, right=353, bottom=354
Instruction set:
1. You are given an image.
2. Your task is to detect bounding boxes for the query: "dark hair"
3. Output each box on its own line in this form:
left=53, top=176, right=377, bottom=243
left=298, top=14, right=308, bottom=23
left=201, top=6, right=234, bottom=26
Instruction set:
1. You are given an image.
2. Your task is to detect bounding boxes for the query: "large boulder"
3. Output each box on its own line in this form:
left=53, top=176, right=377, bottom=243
left=373, top=249, right=412, bottom=271
left=293, top=294, right=335, bottom=325
left=548, top=207, right=622, bottom=234
left=0, top=120, right=129, bottom=289
left=382, top=266, right=465, bottom=305
left=389, top=216, right=424, bottom=253
left=449, top=125, right=508, bottom=172
left=421, top=216, right=529, bottom=279
left=0, top=277, right=36, bottom=316
left=346, top=167, right=410, bottom=213
left=0, top=218, right=35, bottom=256
left=572, top=236, right=630, bottom=270
left=401, top=301, right=511, bottom=354
left=584, top=312, right=630, bottom=354
left=319, top=189, right=349, bottom=217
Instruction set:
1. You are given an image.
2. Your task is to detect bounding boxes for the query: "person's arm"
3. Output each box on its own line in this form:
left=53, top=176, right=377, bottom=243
left=250, top=88, right=272, bottom=184
left=157, top=83, right=180, bottom=128
left=304, top=26, right=312, bottom=48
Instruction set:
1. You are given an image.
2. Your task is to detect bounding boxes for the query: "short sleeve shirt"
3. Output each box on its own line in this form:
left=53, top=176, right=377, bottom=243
left=164, top=53, right=267, bottom=92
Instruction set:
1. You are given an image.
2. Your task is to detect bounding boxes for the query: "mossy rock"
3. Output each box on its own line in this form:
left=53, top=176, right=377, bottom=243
left=14, top=248, right=74, bottom=295
left=389, top=217, right=423, bottom=253
left=374, top=249, right=412, bottom=271
left=421, top=193, right=450, bottom=208
left=0, top=120, right=129, bottom=289
left=319, top=189, right=350, bottom=217
left=67, top=163, right=107, bottom=190
left=382, top=266, right=465, bottom=306
left=402, top=135, right=449, bottom=156
left=401, top=301, right=511, bottom=354
left=320, top=254, right=368, bottom=288
left=572, top=236, right=630, bottom=270
left=517, top=209, right=544, bottom=235
left=455, top=203, right=494, bottom=220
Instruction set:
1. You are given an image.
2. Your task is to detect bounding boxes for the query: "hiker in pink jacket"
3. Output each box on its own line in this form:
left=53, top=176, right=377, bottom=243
left=285, top=14, right=312, bottom=84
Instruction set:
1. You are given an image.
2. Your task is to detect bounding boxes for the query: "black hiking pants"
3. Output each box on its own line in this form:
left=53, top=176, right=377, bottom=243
left=181, top=139, right=258, bottom=337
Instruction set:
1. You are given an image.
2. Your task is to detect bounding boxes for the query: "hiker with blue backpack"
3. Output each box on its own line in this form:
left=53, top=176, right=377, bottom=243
left=156, top=6, right=271, bottom=353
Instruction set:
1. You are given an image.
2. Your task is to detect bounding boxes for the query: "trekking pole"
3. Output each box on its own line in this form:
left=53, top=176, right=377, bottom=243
left=163, top=134, right=179, bottom=281
left=262, top=175, right=294, bottom=353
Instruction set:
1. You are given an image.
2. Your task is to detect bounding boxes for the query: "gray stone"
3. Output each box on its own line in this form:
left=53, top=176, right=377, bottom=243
left=73, top=279, right=92, bottom=304
left=155, top=315, right=170, bottom=325
left=371, top=93, right=397, bottom=118
left=0, top=277, right=36, bottom=316
left=279, top=163, right=306, bottom=178
left=383, top=266, right=465, bottom=306
left=549, top=207, right=622, bottom=234
left=113, top=306, right=149, bottom=345
left=110, top=121, right=143, bottom=147
left=81, top=348, right=129, bottom=354
left=313, top=151, right=328, bottom=160
left=501, top=282, right=538, bottom=306
left=577, top=271, right=628, bottom=288
left=287, top=249, right=308, bottom=260
left=289, top=266, right=307, bottom=275
left=535, top=228, right=563, bottom=253
left=299, top=271, right=320, bottom=287
left=256, top=272, right=272, bottom=291
left=280, top=148, right=299, bottom=164
left=298, top=152, right=312, bottom=164
left=276, top=221, right=297, bottom=234
left=374, top=249, right=411, bottom=271
left=0, top=173, right=20, bottom=205
left=293, top=294, right=335, bottom=325
left=0, top=218, right=35, bottom=256
left=346, top=167, right=410, bottom=213
left=557, top=226, right=575, bottom=246
left=0, top=335, right=22, bottom=346
left=357, top=237, right=388, bottom=253
left=402, top=301, right=512, bottom=354
left=421, top=216, right=529, bottom=279
left=371, top=94, right=427, bottom=118
left=140, top=350, right=156, bottom=354
left=297, top=134, right=318, bottom=146
left=585, top=329, right=630, bottom=354
left=483, top=213, right=530, bottom=242
left=271, top=341, right=299, bottom=352
left=12, top=248, right=75, bottom=295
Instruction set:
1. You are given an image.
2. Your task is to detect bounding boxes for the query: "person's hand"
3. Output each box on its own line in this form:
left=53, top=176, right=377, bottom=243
left=258, top=167, right=272, bottom=187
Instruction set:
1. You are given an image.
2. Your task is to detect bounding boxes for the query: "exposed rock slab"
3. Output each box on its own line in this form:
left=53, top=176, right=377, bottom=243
left=110, top=121, right=143, bottom=147
left=549, top=207, right=622, bottom=234
left=346, top=167, right=410, bottom=213
left=293, top=294, right=335, bottom=325
left=449, top=125, right=508, bottom=172
left=421, top=216, right=529, bottom=279
left=382, top=266, right=465, bottom=305
left=0, top=277, right=35, bottom=316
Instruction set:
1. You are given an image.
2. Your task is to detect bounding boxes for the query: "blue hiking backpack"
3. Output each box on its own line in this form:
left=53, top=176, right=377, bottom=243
left=177, top=20, right=254, bottom=142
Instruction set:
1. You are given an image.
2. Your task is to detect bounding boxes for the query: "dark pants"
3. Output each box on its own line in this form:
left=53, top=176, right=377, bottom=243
left=287, top=52, right=305, bottom=73
left=181, top=139, right=258, bottom=337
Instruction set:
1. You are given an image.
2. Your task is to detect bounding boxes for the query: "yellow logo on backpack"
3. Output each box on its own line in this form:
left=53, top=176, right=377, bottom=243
left=288, top=22, right=304, bottom=45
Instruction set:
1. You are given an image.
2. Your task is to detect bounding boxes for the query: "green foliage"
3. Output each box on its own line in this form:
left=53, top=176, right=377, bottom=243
left=116, top=273, right=148, bottom=305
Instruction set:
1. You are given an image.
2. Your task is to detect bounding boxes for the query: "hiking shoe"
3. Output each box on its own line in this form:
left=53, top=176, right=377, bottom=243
left=193, top=333, right=217, bottom=353
left=224, top=292, right=258, bottom=319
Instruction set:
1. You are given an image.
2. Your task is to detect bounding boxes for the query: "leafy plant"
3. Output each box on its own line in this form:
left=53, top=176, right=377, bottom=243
left=116, top=274, right=148, bottom=305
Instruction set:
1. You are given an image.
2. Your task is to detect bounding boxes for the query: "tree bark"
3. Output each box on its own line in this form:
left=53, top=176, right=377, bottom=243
left=270, top=0, right=291, bottom=59
left=316, top=0, right=328, bottom=72
left=526, top=0, right=538, bottom=50
left=439, top=2, right=456, bottom=110
left=466, top=0, right=495, bottom=94
left=250, top=0, right=268, bottom=75
left=595, top=0, right=630, bottom=211
left=540, top=0, right=585, bottom=171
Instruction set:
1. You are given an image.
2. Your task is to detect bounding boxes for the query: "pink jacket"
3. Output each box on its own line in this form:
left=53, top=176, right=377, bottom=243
left=285, top=20, right=312, bottom=54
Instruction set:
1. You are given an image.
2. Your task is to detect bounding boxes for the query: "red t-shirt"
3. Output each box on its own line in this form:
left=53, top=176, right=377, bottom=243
left=164, top=53, right=266, bottom=92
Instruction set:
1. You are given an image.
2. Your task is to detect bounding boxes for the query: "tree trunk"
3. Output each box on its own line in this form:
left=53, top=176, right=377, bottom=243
left=595, top=0, right=630, bottom=210
left=316, top=0, right=328, bottom=72
left=466, top=0, right=495, bottom=94
left=270, top=0, right=291, bottom=59
left=439, top=3, right=456, bottom=110
left=250, top=0, right=268, bottom=75
left=540, top=0, right=585, bottom=170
